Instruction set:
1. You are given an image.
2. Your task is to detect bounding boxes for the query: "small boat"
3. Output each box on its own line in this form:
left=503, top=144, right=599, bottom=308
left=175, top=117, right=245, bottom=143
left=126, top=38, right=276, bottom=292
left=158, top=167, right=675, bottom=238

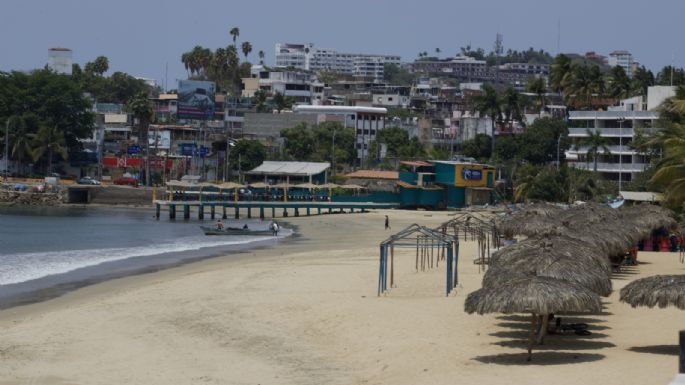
left=200, top=225, right=274, bottom=236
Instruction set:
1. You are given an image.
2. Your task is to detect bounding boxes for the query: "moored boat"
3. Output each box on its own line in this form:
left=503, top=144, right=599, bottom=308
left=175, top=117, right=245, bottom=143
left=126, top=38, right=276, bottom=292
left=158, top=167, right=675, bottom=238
left=200, top=225, right=274, bottom=236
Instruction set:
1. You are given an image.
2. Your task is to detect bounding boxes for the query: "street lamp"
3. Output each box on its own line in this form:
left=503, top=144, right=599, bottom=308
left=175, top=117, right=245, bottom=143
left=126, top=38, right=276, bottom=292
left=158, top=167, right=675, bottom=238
left=617, top=117, right=625, bottom=192
left=223, top=138, right=236, bottom=182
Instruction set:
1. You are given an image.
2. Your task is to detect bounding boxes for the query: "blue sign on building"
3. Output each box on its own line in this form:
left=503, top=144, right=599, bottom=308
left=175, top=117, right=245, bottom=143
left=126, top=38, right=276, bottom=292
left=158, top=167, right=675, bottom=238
left=179, top=143, right=196, bottom=156
left=461, top=168, right=483, bottom=180
left=127, top=145, right=140, bottom=155
left=199, top=146, right=209, bottom=157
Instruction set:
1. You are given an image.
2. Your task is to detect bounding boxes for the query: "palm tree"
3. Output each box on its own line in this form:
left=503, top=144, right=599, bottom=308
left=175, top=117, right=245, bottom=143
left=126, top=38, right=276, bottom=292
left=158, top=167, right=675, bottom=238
left=472, top=84, right=501, bottom=160
left=608, top=66, right=631, bottom=99
left=582, top=129, right=611, bottom=173
left=31, top=125, right=68, bottom=174
left=258, top=50, right=265, bottom=65
left=126, top=92, right=154, bottom=186
left=648, top=123, right=685, bottom=206
left=435, top=48, right=441, bottom=57
left=501, top=87, right=526, bottom=132
left=229, top=27, right=240, bottom=46
left=549, top=54, right=571, bottom=94
left=9, top=117, right=34, bottom=174
left=241, top=41, right=252, bottom=61
left=526, top=77, right=547, bottom=116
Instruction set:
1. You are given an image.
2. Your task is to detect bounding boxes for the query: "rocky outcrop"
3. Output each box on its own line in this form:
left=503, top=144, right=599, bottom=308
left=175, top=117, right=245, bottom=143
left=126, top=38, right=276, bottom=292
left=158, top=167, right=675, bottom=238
left=0, top=190, right=65, bottom=206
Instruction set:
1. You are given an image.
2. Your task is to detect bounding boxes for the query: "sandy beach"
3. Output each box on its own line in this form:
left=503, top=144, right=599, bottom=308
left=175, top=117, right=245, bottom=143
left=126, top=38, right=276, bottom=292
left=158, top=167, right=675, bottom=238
left=1, top=209, right=684, bottom=385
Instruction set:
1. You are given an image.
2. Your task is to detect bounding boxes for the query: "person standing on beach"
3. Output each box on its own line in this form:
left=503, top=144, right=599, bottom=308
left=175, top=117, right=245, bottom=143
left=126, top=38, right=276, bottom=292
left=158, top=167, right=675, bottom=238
left=271, top=221, right=279, bottom=236
left=384, top=215, right=390, bottom=230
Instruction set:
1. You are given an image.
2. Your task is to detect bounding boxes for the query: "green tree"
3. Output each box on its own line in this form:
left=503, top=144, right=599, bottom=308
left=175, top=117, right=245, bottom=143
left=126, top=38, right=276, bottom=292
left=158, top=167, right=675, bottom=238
left=31, top=125, right=68, bottom=174
left=461, top=133, right=491, bottom=161
left=549, top=54, right=572, bottom=94
left=656, top=66, right=685, bottom=86
left=281, top=123, right=315, bottom=160
left=526, top=77, right=547, bottom=115
left=607, top=65, right=631, bottom=99
left=92, top=56, right=109, bottom=76
left=229, top=139, right=265, bottom=172
left=273, top=92, right=294, bottom=113
left=501, top=87, right=527, bottom=132
left=631, top=65, right=655, bottom=96
left=581, top=129, right=611, bottom=173
left=241, top=41, right=252, bottom=61
left=126, top=91, right=154, bottom=186
left=253, top=90, right=269, bottom=112
left=518, top=118, right=569, bottom=165
left=229, top=27, right=240, bottom=46
left=646, top=122, right=685, bottom=207
left=258, top=50, right=265, bottom=65
left=472, top=84, right=501, bottom=159
left=383, top=63, right=414, bottom=86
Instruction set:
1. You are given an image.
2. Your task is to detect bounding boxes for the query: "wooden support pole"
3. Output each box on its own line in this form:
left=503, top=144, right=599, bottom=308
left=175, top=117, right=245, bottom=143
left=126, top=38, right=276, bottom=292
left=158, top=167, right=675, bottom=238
left=222, top=206, right=227, bottom=219
left=169, top=204, right=176, bottom=220
left=306, top=207, right=310, bottom=216
left=235, top=206, right=239, bottom=219
left=537, top=314, right=549, bottom=345
left=294, top=208, right=299, bottom=217
left=210, top=205, right=215, bottom=220
left=317, top=207, right=321, bottom=215
left=527, top=313, right=537, bottom=361
left=272, top=207, right=276, bottom=218
left=155, top=204, right=160, bottom=219
left=283, top=208, right=288, bottom=217
left=415, top=238, right=419, bottom=271
left=247, top=207, right=252, bottom=219
left=260, top=207, right=265, bottom=219
left=183, top=204, right=190, bottom=220
left=198, top=205, right=204, bottom=220
left=680, top=330, right=685, bottom=373
left=390, top=245, right=395, bottom=288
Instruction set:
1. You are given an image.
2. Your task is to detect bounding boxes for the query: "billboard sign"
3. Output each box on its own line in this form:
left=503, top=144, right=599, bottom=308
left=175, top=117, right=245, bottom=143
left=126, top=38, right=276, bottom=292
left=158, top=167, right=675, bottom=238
left=177, top=80, right=215, bottom=120
left=461, top=168, right=482, bottom=181
left=179, top=143, right=196, bottom=156
left=127, top=144, right=141, bottom=155
left=149, top=130, right=171, bottom=149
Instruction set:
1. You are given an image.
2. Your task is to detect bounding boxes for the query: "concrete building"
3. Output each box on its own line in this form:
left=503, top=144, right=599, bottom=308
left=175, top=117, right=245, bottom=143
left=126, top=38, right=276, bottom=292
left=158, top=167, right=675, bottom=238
left=275, top=43, right=400, bottom=82
left=242, top=66, right=324, bottom=105
left=293, top=105, right=387, bottom=166
left=48, top=48, right=72, bottom=75
left=608, top=50, right=634, bottom=77
left=566, top=109, right=657, bottom=187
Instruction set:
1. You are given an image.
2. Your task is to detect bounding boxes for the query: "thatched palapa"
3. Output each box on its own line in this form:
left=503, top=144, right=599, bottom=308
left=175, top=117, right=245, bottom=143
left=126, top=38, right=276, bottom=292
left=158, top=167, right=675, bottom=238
left=620, top=275, right=685, bottom=310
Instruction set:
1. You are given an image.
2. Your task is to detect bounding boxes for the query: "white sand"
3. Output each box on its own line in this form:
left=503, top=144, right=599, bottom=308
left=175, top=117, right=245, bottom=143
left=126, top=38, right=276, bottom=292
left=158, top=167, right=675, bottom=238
left=1, top=209, right=684, bottom=385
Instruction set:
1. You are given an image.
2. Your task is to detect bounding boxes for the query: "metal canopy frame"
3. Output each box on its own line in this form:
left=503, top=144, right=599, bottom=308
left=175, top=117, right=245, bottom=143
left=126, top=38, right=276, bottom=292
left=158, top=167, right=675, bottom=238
left=437, top=213, right=501, bottom=272
left=378, top=224, right=459, bottom=297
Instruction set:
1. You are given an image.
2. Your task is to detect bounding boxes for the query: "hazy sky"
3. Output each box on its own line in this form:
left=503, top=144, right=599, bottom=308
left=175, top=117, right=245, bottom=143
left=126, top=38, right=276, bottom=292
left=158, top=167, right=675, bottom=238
left=1, top=0, right=683, bottom=89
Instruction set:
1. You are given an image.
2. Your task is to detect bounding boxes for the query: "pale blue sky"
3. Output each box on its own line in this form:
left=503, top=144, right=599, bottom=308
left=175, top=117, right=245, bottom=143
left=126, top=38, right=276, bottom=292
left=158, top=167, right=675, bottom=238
left=1, top=0, right=683, bottom=89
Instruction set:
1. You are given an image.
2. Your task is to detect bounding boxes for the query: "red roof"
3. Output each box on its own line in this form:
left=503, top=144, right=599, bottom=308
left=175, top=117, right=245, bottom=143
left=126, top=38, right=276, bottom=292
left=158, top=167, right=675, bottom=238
left=344, top=170, right=399, bottom=180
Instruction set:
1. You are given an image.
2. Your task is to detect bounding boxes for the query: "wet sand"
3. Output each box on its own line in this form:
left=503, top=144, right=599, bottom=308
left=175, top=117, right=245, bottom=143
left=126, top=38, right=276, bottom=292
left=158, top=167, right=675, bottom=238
left=0, top=209, right=683, bottom=385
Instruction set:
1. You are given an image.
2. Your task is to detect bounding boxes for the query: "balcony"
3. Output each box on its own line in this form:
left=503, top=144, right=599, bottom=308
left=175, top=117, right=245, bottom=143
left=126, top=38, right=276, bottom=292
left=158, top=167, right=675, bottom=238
left=569, top=162, right=649, bottom=173
left=567, top=145, right=637, bottom=155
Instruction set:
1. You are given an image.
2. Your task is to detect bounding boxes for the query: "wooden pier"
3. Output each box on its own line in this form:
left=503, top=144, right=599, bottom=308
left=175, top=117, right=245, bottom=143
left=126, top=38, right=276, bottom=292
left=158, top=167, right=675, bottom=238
left=154, top=200, right=399, bottom=220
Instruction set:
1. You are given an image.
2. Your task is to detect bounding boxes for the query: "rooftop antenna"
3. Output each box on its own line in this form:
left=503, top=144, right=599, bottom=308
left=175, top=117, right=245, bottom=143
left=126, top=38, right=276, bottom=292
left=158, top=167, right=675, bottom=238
left=494, top=33, right=503, bottom=89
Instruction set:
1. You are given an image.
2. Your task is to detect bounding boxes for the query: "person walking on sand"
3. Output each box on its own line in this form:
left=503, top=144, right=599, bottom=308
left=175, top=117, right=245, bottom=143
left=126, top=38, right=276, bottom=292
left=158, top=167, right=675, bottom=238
left=384, top=215, right=390, bottom=230
left=271, top=221, right=279, bottom=236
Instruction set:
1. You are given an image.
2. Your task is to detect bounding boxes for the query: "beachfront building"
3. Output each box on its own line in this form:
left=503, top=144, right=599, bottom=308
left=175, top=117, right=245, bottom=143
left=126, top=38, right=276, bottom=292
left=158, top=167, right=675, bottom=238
left=566, top=86, right=675, bottom=187
left=274, top=43, right=400, bottom=83
left=292, top=105, right=388, bottom=167
left=245, top=161, right=330, bottom=185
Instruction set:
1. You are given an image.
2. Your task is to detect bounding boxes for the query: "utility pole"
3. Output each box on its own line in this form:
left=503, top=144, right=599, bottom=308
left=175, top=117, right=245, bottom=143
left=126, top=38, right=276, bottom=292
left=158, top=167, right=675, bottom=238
left=494, top=33, right=503, bottom=89
left=557, top=134, right=562, bottom=170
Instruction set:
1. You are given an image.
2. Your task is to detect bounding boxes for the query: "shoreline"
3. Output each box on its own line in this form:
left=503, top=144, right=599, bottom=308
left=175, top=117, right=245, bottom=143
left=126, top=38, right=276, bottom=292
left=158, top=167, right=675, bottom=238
left=1, top=209, right=683, bottom=385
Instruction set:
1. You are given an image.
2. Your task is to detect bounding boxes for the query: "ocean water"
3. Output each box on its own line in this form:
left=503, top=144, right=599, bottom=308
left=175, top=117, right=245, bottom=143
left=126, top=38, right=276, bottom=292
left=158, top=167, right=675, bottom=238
left=0, top=206, right=287, bottom=303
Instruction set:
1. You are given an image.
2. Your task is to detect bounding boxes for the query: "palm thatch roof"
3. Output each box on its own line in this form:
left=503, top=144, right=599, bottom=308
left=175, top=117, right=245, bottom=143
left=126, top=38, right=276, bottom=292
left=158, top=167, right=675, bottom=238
left=464, top=276, right=602, bottom=315
left=217, top=182, right=243, bottom=189
left=247, top=182, right=269, bottom=189
left=620, top=275, right=685, bottom=310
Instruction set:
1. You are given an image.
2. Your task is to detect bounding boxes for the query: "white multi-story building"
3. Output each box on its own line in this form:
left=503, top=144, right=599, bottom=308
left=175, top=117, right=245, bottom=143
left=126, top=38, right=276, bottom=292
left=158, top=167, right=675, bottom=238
left=48, top=48, right=72, bottom=75
left=242, top=65, right=325, bottom=105
left=608, top=50, right=634, bottom=77
left=293, top=105, right=387, bottom=166
left=275, top=43, right=400, bottom=82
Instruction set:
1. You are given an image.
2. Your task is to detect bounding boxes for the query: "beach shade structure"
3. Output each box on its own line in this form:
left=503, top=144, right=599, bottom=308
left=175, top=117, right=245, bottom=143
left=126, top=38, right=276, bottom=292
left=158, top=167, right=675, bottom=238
left=489, top=235, right=613, bottom=278
left=484, top=237, right=613, bottom=297
left=217, top=182, right=243, bottom=202
left=378, top=224, right=459, bottom=297
left=465, top=275, right=602, bottom=360
left=494, top=203, right=563, bottom=238
left=247, top=182, right=268, bottom=189
left=620, top=275, right=685, bottom=310
left=319, top=182, right=340, bottom=189
left=340, top=184, right=365, bottom=190
left=438, top=213, right=501, bottom=270
left=295, top=182, right=318, bottom=189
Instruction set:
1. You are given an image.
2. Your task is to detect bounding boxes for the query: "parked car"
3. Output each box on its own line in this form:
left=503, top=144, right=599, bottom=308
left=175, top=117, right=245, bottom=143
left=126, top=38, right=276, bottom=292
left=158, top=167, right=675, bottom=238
left=77, top=176, right=101, bottom=185
left=113, top=176, right=139, bottom=186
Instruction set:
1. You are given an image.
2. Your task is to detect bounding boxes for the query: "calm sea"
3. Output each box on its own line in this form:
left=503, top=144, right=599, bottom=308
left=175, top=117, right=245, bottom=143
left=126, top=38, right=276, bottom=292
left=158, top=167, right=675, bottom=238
left=0, top=206, right=286, bottom=306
